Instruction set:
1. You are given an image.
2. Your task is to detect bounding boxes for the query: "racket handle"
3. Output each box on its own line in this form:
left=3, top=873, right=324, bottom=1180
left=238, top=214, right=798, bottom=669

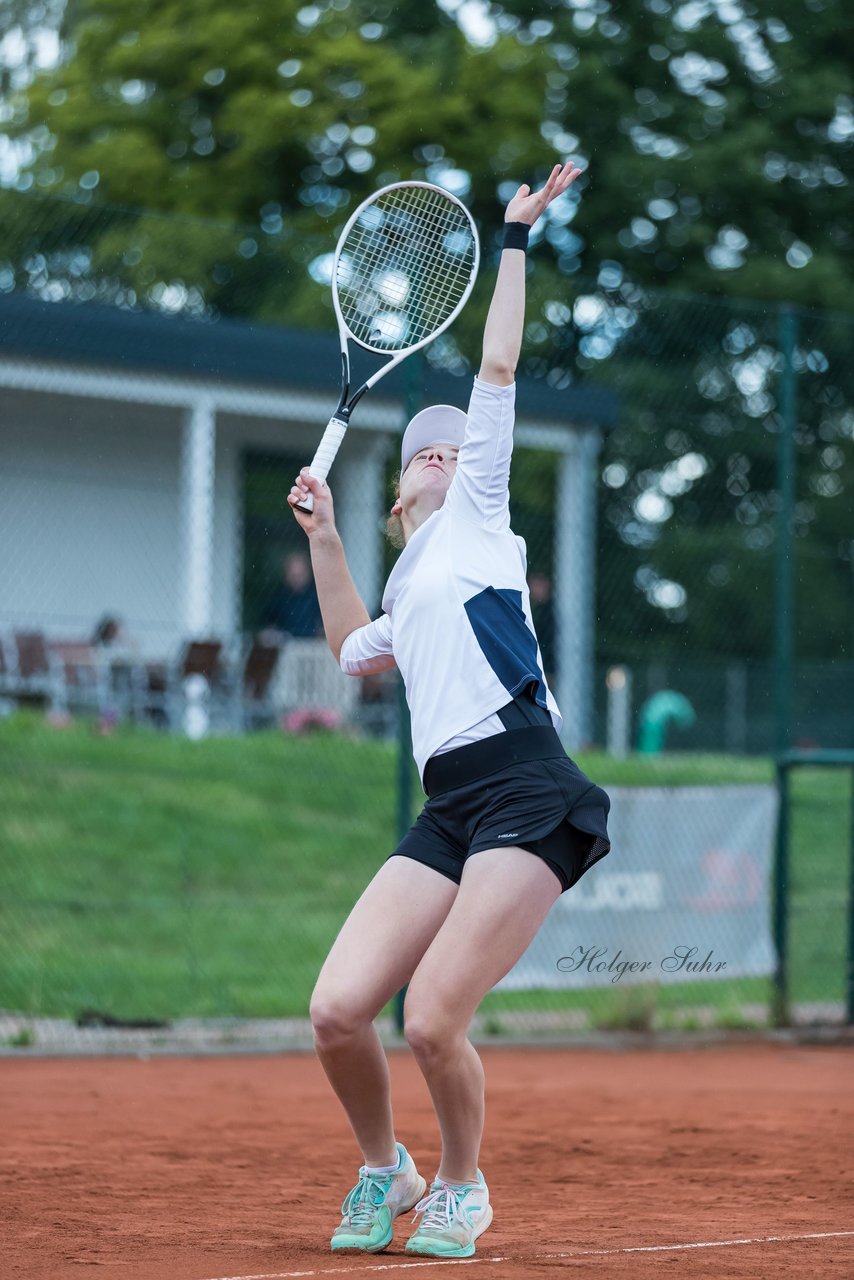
left=295, top=415, right=349, bottom=514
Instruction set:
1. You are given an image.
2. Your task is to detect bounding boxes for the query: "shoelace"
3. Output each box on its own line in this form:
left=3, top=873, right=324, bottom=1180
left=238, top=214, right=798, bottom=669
left=341, top=1171, right=394, bottom=1227
left=412, top=1182, right=468, bottom=1232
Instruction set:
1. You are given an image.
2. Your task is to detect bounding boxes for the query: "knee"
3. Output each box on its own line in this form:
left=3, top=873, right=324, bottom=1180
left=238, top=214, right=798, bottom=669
left=309, top=990, right=367, bottom=1049
left=403, top=999, right=456, bottom=1062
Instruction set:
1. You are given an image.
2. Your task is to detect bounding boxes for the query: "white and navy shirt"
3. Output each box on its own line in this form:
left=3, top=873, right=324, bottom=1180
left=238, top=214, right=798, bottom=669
left=339, top=376, right=562, bottom=783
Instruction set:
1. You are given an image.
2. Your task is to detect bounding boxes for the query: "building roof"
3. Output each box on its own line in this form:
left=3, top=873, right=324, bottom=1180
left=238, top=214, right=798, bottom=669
left=0, top=290, right=618, bottom=427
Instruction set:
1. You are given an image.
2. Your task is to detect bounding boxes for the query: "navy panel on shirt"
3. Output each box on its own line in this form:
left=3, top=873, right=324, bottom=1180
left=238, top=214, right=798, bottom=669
left=463, top=587, right=548, bottom=707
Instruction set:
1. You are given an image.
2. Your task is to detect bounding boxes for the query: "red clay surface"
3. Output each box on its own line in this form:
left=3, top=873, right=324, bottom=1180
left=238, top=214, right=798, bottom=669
left=3, top=1043, right=853, bottom=1280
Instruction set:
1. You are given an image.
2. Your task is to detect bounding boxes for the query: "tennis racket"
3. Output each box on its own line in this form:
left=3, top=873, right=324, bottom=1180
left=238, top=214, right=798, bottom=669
left=295, top=181, right=480, bottom=513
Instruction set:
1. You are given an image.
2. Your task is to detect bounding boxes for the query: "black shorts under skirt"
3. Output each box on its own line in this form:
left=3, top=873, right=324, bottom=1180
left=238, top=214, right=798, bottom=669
left=389, top=726, right=611, bottom=894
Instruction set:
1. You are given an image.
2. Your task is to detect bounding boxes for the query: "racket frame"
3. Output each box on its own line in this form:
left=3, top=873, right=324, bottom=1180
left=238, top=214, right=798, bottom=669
left=295, top=181, right=480, bottom=513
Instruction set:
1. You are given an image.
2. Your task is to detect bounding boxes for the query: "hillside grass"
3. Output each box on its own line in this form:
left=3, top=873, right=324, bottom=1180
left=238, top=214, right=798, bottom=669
left=0, top=713, right=848, bottom=1027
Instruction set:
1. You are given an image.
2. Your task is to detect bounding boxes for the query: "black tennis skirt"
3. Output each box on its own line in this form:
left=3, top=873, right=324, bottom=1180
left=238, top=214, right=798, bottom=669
left=390, top=720, right=611, bottom=894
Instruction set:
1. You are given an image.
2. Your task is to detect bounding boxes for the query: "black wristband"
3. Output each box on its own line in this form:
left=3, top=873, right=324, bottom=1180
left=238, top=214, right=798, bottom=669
left=502, top=221, right=530, bottom=252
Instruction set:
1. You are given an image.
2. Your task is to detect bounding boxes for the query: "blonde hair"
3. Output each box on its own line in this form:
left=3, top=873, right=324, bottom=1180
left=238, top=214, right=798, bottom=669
left=385, top=470, right=405, bottom=549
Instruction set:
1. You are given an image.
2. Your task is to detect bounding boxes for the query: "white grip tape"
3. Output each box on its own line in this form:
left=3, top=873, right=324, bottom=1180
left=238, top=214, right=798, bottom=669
left=296, top=416, right=348, bottom=513
left=310, top=417, right=348, bottom=483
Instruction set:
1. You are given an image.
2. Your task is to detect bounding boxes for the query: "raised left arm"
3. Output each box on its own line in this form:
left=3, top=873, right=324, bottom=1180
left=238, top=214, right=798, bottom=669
left=479, top=161, right=583, bottom=387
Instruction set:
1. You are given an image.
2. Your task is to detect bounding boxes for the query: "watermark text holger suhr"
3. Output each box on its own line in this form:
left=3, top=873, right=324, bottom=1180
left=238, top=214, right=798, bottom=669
left=556, top=945, right=727, bottom=983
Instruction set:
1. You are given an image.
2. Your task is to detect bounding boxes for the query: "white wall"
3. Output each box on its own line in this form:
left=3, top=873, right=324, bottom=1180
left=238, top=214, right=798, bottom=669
left=0, top=388, right=183, bottom=655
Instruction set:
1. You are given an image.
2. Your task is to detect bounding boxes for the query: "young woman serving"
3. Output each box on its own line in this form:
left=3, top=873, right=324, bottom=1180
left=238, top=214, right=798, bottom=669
left=288, top=162, right=611, bottom=1259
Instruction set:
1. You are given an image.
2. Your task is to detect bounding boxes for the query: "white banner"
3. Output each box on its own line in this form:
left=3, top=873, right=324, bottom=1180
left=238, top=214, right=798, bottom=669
left=498, top=784, right=778, bottom=990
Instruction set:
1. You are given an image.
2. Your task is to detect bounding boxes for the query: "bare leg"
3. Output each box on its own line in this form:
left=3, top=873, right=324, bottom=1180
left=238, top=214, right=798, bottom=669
left=403, top=847, right=561, bottom=1182
left=310, top=856, right=458, bottom=1166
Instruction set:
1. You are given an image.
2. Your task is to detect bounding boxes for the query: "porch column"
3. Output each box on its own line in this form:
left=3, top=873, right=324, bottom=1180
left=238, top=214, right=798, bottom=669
left=554, top=427, right=602, bottom=750
left=180, top=398, right=216, bottom=636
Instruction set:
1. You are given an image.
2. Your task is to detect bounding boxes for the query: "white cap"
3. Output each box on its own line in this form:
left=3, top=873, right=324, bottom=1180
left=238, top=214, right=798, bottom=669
left=400, top=404, right=467, bottom=473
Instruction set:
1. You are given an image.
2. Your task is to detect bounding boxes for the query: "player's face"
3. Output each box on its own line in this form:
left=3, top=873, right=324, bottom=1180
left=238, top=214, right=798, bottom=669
left=403, top=443, right=459, bottom=493
left=393, top=442, right=460, bottom=535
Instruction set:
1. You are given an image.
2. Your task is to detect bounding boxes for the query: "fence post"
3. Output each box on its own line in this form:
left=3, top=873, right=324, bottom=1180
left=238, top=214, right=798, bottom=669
left=772, top=759, right=791, bottom=1025
left=773, top=305, right=797, bottom=757
left=771, top=306, right=797, bottom=1027
left=393, top=355, right=422, bottom=1035
left=848, top=766, right=854, bottom=1025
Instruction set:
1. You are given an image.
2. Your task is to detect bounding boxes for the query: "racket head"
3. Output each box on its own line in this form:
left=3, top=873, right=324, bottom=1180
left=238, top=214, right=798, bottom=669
left=331, top=182, right=480, bottom=357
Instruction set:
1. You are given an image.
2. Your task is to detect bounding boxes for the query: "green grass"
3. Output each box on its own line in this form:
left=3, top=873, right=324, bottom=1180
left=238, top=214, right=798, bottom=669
left=785, top=763, right=852, bottom=1007
left=0, top=713, right=849, bottom=1026
left=0, top=714, right=398, bottom=1018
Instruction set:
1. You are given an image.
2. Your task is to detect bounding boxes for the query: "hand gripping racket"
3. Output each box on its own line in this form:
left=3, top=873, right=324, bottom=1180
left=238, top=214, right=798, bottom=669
left=295, top=181, right=480, bottom=513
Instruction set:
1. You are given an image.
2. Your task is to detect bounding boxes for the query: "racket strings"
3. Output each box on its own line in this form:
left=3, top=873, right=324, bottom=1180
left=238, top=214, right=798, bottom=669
left=337, top=185, right=477, bottom=351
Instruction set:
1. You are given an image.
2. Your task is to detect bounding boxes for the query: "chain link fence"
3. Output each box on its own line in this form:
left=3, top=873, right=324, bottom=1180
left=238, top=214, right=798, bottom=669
left=1, top=191, right=852, bottom=1048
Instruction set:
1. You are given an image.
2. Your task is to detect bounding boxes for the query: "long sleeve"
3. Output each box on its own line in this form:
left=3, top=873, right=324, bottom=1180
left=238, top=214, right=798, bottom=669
left=444, top=377, right=516, bottom=531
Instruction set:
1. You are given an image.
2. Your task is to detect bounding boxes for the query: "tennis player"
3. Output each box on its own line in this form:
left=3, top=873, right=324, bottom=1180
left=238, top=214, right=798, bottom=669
left=288, top=161, right=611, bottom=1259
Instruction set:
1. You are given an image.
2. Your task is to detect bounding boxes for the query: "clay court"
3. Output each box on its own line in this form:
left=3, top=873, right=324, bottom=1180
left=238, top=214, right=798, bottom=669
left=4, top=1040, right=853, bottom=1280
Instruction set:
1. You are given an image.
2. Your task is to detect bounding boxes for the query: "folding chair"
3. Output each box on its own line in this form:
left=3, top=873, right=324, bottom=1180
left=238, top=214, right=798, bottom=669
left=233, top=638, right=281, bottom=730
left=13, top=631, right=65, bottom=713
left=133, top=638, right=226, bottom=731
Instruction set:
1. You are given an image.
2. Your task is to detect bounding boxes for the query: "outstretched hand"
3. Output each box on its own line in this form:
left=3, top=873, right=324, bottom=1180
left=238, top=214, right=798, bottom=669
left=504, top=161, right=583, bottom=228
left=287, top=468, right=336, bottom=537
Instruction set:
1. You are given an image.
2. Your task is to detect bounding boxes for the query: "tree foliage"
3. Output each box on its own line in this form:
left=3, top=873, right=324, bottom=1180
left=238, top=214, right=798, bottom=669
left=489, top=0, right=853, bottom=308
left=6, top=0, right=853, bottom=311
left=0, top=0, right=65, bottom=95
left=4, top=0, right=550, bottom=321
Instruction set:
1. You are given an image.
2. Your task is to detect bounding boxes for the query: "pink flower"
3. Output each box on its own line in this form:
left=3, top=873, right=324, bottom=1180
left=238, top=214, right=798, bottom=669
left=280, top=707, right=343, bottom=734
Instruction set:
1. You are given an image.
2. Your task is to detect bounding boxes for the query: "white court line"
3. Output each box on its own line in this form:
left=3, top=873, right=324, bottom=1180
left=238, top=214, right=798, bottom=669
left=206, top=1260, right=507, bottom=1280
left=201, top=1230, right=854, bottom=1280
left=547, top=1229, right=854, bottom=1258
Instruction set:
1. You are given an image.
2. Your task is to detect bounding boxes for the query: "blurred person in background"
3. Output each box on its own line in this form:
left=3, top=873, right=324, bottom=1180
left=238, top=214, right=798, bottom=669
left=261, top=550, right=322, bottom=639
left=91, top=613, right=139, bottom=730
left=92, top=613, right=136, bottom=655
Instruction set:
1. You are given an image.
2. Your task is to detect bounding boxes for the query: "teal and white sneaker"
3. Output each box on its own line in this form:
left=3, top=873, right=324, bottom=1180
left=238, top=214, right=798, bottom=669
left=405, top=1171, right=493, bottom=1258
left=330, top=1143, right=427, bottom=1253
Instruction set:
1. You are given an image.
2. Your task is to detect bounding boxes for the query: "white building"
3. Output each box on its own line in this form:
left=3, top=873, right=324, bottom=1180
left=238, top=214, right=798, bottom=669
left=0, top=292, right=616, bottom=745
